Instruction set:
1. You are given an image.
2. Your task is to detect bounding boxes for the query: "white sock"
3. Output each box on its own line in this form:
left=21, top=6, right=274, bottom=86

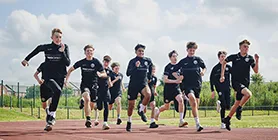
left=179, top=113, right=184, bottom=121
left=194, top=117, right=200, bottom=126
left=45, top=107, right=49, bottom=115
left=49, top=111, right=56, bottom=118
left=139, top=104, right=146, bottom=112
left=95, top=110, right=99, bottom=120
left=128, top=116, right=132, bottom=123
left=103, top=122, right=107, bottom=125
left=117, top=114, right=121, bottom=119
left=150, top=118, right=155, bottom=123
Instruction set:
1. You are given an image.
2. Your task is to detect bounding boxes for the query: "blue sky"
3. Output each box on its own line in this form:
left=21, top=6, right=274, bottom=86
left=0, top=0, right=278, bottom=85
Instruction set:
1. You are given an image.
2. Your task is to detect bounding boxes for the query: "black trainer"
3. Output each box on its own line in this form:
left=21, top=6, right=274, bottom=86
left=44, top=124, right=52, bottom=132
left=138, top=111, right=147, bottom=122
left=116, top=118, right=122, bottom=125
left=197, top=125, right=204, bottom=132
left=126, top=122, right=132, bottom=132
left=47, top=116, right=56, bottom=126
left=149, top=122, right=159, bottom=128
left=222, top=117, right=231, bottom=131
left=85, top=119, right=92, bottom=128
left=79, top=98, right=84, bottom=110
left=236, top=107, right=242, bottom=120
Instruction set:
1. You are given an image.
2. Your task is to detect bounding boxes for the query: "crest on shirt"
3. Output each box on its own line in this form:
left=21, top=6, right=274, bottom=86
left=219, top=92, right=222, bottom=96
left=91, top=63, right=95, bottom=68
left=128, top=95, right=130, bottom=99
left=41, top=98, right=45, bottom=102
left=193, top=60, right=198, bottom=64
left=153, top=78, right=155, bottom=81
left=107, top=70, right=110, bottom=74
left=144, top=61, right=148, bottom=66
left=171, top=67, right=174, bottom=70
left=245, top=58, right=249, bottom=62
left=226, top=67, right=229, bottom=71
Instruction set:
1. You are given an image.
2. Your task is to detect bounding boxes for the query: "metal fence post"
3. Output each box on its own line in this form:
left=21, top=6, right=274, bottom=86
left=82, top=108, right=84, bottom=119
left=17, top=82, right=20, bottom=108
left=112, top=108, right=114, bottom=118
left=38, top=107, right=41, bottom=119
left=20, top=96, right=23, bottom=112
left=9, top=95, right=12, bottom=110
left=33, top=84, right=36, bottom=107
left=67, top=107, right=70, bottom=119
left=173, top=108, right=175, bottom=118
left=1, top=80, right=3, bottom=107
left=31, top=101, right=33, bottom=116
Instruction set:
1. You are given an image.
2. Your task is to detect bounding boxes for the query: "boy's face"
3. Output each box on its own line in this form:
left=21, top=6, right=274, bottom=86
left=103, top=60, right=110, bottom=68
left=85, top=48, right=94, bottom=58
left=218, top=54, right=226, bottom=62
left=170, top=53, right=178, bottom=63
left=113, top=66, right=120, bottom=73
left=187, top=48, right=196, bottom=56
left=240, top=43, right=249, bottom=54
left=152, top=67, right=156, bottom=75
left=51, top=32, right=62, bottom=45
left=136, top=48, right=145, bottom=57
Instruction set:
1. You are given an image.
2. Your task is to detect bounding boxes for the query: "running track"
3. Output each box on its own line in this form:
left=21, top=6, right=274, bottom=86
left=0, top=120, right=277, bottom=140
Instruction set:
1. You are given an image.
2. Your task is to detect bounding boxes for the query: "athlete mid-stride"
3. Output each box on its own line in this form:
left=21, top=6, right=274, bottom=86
left=22, top=28, right=70, bottom=131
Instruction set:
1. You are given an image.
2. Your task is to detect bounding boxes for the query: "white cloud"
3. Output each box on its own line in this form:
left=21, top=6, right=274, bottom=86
left=0, top=0, right=278, bottom=85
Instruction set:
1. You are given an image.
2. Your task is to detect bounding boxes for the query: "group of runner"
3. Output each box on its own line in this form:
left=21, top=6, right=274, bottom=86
left=21, top=28, right=259, bottom=132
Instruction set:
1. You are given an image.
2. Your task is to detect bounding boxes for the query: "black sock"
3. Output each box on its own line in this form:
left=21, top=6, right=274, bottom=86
left=238, top=106, right=242, bottom=110
left=227, top=116, right=231, bottom=120
left=86, top=116, right=91, bottom=120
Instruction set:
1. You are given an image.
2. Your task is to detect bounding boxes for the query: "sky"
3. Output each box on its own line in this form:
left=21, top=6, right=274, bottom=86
left=0, top=0, right=278, bottom=85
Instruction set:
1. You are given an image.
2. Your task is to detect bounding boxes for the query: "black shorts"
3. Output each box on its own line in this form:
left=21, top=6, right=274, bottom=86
left=97, top=88, right=111, bottom=102
left=163, top=85, right=182, bottom=103
left=184, top=87, right=201, bottom=98
left=127, top=83, right=147, bottom=100
left=109, top=90, right=122, bottom=105
left=81, top=83, right=98, bottom=102
left=40, top=83, right=53, bottom=102
left=217, top=90, right=231, bottom=110
left=232, top=81, right=249, bottom=101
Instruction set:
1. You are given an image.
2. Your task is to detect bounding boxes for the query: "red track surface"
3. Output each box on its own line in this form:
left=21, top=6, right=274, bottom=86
left=0, top=120, right=277, bottom=140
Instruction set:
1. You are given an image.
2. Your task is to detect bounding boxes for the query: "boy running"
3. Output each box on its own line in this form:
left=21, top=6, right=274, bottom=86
left=22, top=28, right=70, bottom=131
left=210, top=51, right=232, bottom=129
left=109, top=62, right=125, bottom=125
left=65, top=45, right=107, bottom=128
left=173, top=42, right=206, bottom=132
left=154, top=50, right=188, bottom=128
left=221, top=40, right=259, bottom=131
left=126, top=44, right=152, bottom=132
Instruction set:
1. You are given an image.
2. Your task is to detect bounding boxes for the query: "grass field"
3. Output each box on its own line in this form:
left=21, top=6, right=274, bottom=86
left=1, top=107, right=278, bottom=128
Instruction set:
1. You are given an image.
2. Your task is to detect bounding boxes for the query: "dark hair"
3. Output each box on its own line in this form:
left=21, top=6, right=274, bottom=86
left=83, top=44, right=94, bottom=51
left=186, top=42, right=198, bottom=49
left=51, top=28, right=62, bottom=36
left=168, top=50, right=178, bottom=58
left=217, top=51, right=227, bottom=58
left=103, top=55, right=112, bottom=62
left=239, top=39, right=251, bottom=46
left=111, top=62, right=120, bottom=69
left=135, top=44, right=146, bottom=51
left=152, top=65, right=156, bottom=68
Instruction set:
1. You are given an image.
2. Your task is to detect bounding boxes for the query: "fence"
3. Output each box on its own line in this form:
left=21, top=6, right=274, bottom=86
left=1, top=80, right=278, bottom=120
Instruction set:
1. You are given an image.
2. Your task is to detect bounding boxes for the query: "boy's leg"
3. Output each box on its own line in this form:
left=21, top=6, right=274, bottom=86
left=188, top=92, right=203, bottom=132
left=138, top=86, right=151, bottom=122
left=175, top=94, right=188, bottom=127
left=115, top=96, right=122, bottom=125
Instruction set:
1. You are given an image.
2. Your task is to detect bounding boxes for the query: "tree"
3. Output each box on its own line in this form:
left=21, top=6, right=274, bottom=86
left=25, top=85, right=40, bottom=99
left=251, top=73, right=264, bottom=85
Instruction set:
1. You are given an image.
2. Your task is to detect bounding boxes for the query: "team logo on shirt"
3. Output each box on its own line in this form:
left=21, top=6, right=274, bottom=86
left=128, top=95, right=130, bottom=99
left=144, top=61, right=148, bottom=66
left=171, top=67, right=174, bottom=70
left=245, top=58, right=249, bottom=62
left=193, top=60, right=198, bottom=64
left=165, top=99, right=169, bottom=103
left=219, top=92, right=222, bottom=96
left=226, top=67, right=229, bottom=71
left=47, top=48, right=52, bottom=51
left=184, top=63, right=188, bottom=65
left=41, top=98, right=45, bottom=102
left=153, top=78, right=155, bottom=81
left=91, top=63, right=95, bottom=68
left=107, top=70, right=110, bottom=74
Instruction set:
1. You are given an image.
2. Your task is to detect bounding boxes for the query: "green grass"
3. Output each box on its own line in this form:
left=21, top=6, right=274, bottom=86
left=2, top=108, right=278, bottom=128
left=0, top=108, right=38, bottom=122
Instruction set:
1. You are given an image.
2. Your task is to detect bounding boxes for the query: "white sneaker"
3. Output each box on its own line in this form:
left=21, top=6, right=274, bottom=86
left=179, top=120, right=188, bottom=127
left=221, top=123, right=226, bottom=129
left=154, top=107, right=160, bottom=121
left=102, top=122, right=110, bottom=130
left=216, top=100, right=221, bottom=113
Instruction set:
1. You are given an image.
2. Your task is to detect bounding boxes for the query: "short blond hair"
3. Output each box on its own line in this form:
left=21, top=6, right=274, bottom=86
left=51, top=28, right=62, bottom=36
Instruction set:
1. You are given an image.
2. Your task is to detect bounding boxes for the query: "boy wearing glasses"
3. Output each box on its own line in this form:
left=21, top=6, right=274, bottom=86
left=221, top=39, right=259, bottom=131
left=21, top=28, right=70, bottom=131
left=125, top=44, right=153, bottom=132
